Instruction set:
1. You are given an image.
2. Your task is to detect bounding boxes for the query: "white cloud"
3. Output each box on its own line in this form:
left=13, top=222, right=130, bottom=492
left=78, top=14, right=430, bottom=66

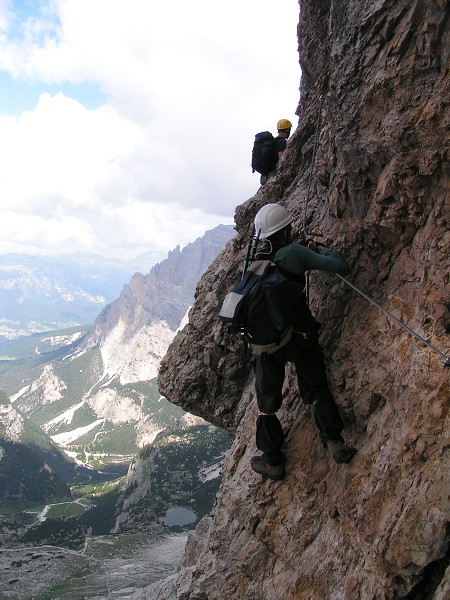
left=0, top=0, right=300, bottom=260
left=1, top=93, right=143, bottom=211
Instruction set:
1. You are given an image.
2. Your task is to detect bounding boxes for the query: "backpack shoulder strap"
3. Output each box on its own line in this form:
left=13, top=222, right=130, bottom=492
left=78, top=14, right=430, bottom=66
left=247, top=258, right=272, bottom=276
left=276, top=264, right=306, bottom=285
left=254, top=246, right=304, bottom=284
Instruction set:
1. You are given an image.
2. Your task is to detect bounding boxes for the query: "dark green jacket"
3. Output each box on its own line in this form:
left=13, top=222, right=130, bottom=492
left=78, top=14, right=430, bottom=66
left=273, top=243, right=350, bottom=332
left=274, top=243, right=350, bottom=276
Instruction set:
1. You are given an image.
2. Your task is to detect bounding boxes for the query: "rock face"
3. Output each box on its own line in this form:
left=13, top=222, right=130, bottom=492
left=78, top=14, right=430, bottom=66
left=148, top=1, right=449, bottom=599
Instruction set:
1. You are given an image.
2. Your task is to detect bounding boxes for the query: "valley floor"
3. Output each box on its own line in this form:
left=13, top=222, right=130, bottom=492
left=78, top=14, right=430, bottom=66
left=0, top=531, right=187, bottom=599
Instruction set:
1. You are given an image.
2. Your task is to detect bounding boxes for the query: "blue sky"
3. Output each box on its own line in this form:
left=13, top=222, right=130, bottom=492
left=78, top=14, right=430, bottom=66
left=0, top=0, right=301, bottom=262
left=0, top=72, right=106, bottom=113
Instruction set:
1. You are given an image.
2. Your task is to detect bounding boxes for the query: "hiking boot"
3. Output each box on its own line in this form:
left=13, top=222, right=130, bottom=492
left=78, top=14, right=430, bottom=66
left=327, top=440, right=357, bottom=464
left=251, top=455, right=285, bottom=481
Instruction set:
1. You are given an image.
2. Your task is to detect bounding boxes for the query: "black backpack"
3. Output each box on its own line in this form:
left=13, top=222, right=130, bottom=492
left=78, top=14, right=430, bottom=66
left=251, top=131, right=276, bottom=175
left=219, top=258, right=295, bottom=349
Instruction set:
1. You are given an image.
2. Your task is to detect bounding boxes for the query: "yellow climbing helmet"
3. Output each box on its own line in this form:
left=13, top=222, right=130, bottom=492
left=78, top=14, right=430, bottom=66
left=277, top=118, right=292, bottom=130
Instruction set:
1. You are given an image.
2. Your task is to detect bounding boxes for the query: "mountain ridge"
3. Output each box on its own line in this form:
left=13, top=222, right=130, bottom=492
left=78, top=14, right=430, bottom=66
left=82, top=223, right=235, bottom=384
left=2, top=224, right=235, bottom=457
left=0, top=252, right=142, bottom=339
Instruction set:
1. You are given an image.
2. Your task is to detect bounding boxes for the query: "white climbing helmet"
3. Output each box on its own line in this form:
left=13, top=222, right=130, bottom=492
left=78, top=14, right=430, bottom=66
left=254, top=203, right=293, bottom=239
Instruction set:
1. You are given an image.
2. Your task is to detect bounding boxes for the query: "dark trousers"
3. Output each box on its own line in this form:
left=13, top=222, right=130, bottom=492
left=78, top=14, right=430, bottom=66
left=255, top=333, right=344, bottom=462
left=260, top=169, right=277, bottom=185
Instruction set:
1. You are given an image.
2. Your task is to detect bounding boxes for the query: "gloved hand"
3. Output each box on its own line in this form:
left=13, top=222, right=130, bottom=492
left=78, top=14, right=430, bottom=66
left=307, top=239, right=326, bottom=253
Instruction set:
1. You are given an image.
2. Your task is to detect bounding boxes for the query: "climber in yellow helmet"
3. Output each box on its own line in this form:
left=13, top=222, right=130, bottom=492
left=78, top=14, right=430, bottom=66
left=259, top=119, right=293, bottom=185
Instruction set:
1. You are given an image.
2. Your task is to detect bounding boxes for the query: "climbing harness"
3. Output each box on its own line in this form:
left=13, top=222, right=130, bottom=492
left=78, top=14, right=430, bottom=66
left=336, top=274, right=450, bottom=369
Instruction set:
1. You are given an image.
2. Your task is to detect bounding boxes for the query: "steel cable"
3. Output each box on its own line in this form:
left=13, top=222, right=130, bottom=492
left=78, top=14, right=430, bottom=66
left=336, top=274, right=450, bottom=369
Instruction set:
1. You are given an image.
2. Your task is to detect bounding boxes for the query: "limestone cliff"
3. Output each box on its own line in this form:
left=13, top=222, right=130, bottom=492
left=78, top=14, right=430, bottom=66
left=82, top=224, right=235, bottom=384
left=142, top=1, right=449, bottom=598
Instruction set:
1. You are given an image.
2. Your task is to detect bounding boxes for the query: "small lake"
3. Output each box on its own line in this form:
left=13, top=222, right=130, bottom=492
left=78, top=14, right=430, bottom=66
left=163, top=506, right=197, bottom=527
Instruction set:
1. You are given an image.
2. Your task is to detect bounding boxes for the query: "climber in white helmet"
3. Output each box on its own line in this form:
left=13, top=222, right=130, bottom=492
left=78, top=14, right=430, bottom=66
left=250, top=203, right=357, bottom=481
